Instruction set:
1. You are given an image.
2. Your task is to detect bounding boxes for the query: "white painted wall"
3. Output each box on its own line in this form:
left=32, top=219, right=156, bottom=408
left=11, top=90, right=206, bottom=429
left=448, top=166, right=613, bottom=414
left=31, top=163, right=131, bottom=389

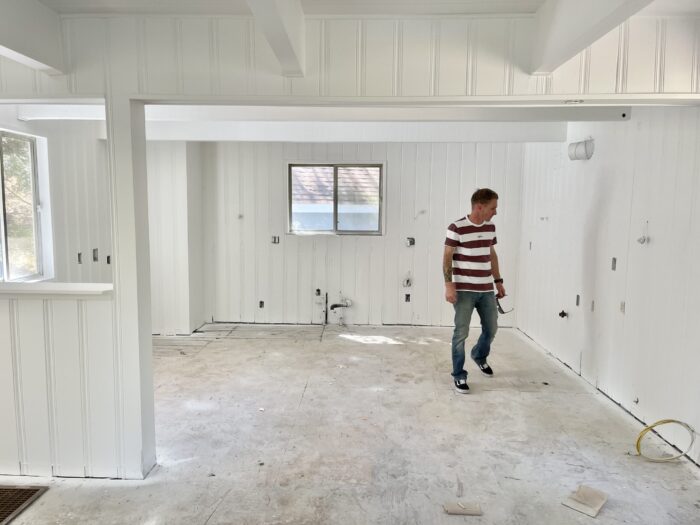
left=186, top=142, right=206, bottom=332
left=200, top=141, right=524, bottom=326
left=0, top=284, right=117, bottom=477
left=517, top=107, right=700, bottom=463
left=0, top=14, right=697, bottom=99
left=147, top=141, right=206, bottom=334
left=147, top=142, right=189, bottom=334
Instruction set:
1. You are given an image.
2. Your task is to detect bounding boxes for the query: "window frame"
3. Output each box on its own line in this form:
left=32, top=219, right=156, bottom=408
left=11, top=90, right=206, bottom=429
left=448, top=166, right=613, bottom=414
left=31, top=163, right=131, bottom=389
left=288, top=163, right=384, bottom=236
left=0, top=130, right=43, bottom=282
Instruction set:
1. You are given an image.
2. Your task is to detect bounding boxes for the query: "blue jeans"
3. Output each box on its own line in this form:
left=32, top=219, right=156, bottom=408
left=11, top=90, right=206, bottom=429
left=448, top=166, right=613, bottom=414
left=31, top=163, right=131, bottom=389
left=451, top=291, right=498, bottom=380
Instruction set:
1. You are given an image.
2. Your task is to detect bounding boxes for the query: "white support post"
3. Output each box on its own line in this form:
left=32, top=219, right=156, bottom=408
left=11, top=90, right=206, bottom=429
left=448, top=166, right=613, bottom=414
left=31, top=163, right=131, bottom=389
left=105, top=95, right=156, bottom=479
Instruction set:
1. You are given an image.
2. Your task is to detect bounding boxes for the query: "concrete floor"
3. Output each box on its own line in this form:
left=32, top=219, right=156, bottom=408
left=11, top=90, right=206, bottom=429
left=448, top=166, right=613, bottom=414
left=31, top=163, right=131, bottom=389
left=3, top=325, right=700, bottom=524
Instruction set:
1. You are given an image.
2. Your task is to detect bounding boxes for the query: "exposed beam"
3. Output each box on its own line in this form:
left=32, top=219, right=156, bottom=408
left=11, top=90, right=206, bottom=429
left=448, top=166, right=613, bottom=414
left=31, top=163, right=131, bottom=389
left=530, top=0, right=654, bottom=74
left=0, top=0, right=65, bottom=74
left=246, top=0, right=305, bottom=77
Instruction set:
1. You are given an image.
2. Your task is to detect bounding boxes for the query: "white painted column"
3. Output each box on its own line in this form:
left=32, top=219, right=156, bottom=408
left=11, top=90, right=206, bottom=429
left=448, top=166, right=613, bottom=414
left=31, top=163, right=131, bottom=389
left=105, top=95, right=156, bottom=479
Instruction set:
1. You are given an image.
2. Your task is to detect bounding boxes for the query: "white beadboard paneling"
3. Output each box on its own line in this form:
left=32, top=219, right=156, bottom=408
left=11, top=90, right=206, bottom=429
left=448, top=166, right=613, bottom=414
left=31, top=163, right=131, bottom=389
left=0, top=57, right=37, bottom=96
left=147, top=142, right=190, bottom=334
left=49, top=299, right=86, bottom=477
left=587, top=26, right=621, bottom=94
left=180, top=18, right=213, bottom=94
left=84, top=299, right=118, bottom=477
left=437, top=19, right=468, bottom=96
left=511, top=18, right=537, bottom=96
left=107, top=17, right=141, bottom=94
left=16, top=299, right=52, bottom=476
left=518, top=108, right=700, bottom=464
left=363, top=20, right=396, bottom=96
left=202, top=141, right=523, bottom=326
left=627, top=18, right=656, bottom=94
left=0, top=292, right=119, bottom=478
left=240, top=143, right=257, bottom=321
left=382, top=143, right=403, bottom=324
left=663, top=18, right=696, bottom=93
left=291, top=19, right=322, bottom=96
left=142, top=18, right=180, bottom=94
left=400, top=20, right=433, bottom=97
left=410, top=143, right=431, bottom=324
left=68, top=17, right=107, bottom=95
left=0, top=299, right=21, bottom=475
left=426, top=143, right=447, bottom=326
left=215, top=18, right=250, bottom=95
left=325, top=19, right=359, bottom=96
left=3, top=14, right=700, bottom=99
left=186, top=143, right=205, bottom=331
left=551, top=53, right=583, bottom=95
left=474, top=19, right=508, bottom=96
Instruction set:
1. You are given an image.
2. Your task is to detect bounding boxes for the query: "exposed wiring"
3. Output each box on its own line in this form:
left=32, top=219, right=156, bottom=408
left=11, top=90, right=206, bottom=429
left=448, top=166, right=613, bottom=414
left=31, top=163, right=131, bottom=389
left=634, top=419, right=697, bottom=462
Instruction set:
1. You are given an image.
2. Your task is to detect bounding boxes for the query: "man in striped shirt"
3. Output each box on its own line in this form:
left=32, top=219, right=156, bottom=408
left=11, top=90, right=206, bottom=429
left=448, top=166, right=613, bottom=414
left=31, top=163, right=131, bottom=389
left=443, top=188, right=506, bottom=393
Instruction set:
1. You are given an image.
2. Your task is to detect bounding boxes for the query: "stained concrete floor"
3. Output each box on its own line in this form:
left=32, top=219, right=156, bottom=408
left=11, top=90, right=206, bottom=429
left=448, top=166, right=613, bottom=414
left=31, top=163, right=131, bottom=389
left=3, top=325, right=700, bottom=524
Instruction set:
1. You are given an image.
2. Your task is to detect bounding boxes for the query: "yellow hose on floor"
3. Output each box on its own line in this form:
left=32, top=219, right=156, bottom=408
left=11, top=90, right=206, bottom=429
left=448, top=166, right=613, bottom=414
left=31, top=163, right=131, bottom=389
left=635, top=419, right=697, bottom=462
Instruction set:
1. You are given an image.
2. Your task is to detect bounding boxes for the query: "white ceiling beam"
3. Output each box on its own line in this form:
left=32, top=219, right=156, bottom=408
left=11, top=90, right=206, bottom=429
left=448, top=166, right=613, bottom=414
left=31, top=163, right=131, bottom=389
left=0, top=0, right=65, bottom=74
left=246, top=0, right=305, bottom=77
left=530, top=0, right=654, bottom=74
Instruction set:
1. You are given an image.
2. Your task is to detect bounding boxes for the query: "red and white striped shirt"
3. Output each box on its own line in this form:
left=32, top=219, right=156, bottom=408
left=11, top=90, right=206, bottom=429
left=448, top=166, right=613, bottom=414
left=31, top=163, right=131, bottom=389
left=445, top=216, right=497, bottom=292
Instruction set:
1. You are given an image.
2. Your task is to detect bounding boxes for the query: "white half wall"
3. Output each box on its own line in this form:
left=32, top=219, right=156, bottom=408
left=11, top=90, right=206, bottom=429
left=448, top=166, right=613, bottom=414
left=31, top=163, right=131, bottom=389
left=200, top=141, right=524, bottom=326
left=517, top=107, right=700, bottom=463
left=0, top=284, right=117, bottom=477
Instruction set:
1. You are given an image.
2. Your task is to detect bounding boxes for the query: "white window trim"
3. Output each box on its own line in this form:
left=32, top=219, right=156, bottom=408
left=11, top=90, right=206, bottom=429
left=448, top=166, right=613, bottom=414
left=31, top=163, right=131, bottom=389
left=287, top=163, right=385, bottom=236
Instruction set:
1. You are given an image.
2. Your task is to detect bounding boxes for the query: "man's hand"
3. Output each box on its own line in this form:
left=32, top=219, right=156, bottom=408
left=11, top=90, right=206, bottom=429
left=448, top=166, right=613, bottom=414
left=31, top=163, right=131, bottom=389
left=496, top=282, right=506, bottom=299
left=445, top=282, right=457, bottom=304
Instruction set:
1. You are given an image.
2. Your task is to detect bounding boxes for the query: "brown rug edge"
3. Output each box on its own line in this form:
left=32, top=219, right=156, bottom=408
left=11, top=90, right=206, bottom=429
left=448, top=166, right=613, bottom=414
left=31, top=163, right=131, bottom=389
left=0, top=486, right=48, bottom=525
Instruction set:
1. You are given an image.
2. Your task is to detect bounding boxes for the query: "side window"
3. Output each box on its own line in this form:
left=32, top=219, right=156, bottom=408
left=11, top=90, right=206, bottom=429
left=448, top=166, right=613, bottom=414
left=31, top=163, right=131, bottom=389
left=289, top=164, right=383, bottom=234
left=0, top=131, right=42, bottom=281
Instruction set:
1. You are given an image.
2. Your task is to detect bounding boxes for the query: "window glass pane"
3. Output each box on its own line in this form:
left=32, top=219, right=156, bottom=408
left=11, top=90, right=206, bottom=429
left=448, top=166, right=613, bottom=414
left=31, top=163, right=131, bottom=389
left=290, top=166, right=334, bottom=231
left=337, top=166, right=380, bottom=231
left=2, top=135, right=38, bottom=280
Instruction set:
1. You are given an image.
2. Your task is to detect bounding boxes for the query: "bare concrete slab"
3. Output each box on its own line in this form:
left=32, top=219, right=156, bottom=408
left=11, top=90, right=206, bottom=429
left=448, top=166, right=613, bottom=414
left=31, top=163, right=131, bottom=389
left=4, top=327, right=699, bottom=525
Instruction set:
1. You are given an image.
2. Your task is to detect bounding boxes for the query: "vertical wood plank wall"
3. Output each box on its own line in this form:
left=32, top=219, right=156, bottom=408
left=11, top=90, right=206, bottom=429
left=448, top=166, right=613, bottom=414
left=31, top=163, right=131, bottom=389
left=0, top=16, right=698, bottom=100
left=198, top=141, right=524, bottom=327
left=0, top=293, right=118, bottom=477
left=518, top=107, right=700, bottom=463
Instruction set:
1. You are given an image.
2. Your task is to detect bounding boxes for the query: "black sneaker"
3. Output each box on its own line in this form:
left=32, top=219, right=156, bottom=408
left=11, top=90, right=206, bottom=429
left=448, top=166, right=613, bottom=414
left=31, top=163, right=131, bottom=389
left=477, top=362, right=493, bottom=376
left=454, top=378, right=470, bottom=393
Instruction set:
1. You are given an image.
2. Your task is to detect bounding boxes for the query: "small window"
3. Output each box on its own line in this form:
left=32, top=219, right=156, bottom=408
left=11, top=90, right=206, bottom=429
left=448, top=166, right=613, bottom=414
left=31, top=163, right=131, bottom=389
left=289, top=164, right=383, bottom=234
left=0, top=131, right=42, bottom=281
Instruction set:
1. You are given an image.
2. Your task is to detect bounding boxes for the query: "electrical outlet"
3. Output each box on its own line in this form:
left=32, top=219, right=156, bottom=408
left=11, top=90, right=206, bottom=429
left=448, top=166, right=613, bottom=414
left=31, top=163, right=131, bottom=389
left=77, top=252, right=82, bottom=264
left=576, top=294, right=580, bottom=306
left=611, top=257, right=617, bottom=271
left=93, top=248, right=99, bottom=262
left=405, top=294, right=411, bottom=302
left=259, top=301, right=264, bottom=308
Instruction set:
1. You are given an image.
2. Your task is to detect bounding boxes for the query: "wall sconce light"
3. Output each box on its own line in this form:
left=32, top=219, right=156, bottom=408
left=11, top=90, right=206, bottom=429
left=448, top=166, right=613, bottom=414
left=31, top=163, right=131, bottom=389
left=568, top=138, right=594, bottom=161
